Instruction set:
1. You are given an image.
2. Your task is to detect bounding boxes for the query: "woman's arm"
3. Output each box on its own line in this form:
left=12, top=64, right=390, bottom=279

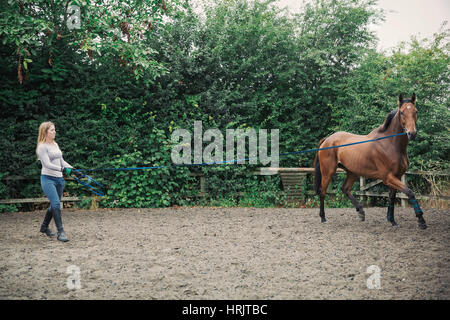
left=61, top=157, right=73, bottom=169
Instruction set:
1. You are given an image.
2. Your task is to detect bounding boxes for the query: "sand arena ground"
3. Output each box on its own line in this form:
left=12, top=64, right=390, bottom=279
left=0, top=207, right=448, bottom=299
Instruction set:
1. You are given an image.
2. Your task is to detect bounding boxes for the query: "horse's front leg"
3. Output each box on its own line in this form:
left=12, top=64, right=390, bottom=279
left=404, top=188, right=427, bottom=229
left=385, top=175, right=427, bottom=229
left=387, top=188, right=399, bottom=227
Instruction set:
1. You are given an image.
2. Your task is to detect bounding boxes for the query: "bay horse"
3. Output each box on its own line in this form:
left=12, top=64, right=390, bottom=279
left=313, top=94, right=427, bottom=229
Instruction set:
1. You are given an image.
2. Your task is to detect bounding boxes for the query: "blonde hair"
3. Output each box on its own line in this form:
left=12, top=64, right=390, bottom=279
left=36, top=121, right=55, bottom=159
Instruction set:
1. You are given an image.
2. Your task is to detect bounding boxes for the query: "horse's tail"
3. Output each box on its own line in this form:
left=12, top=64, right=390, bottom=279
left=314, top=138, right=327, bottom=196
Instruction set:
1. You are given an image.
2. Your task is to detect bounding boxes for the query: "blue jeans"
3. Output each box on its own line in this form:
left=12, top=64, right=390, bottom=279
left=41, top=175, right=65, bottom=211
left=41, top=175, right=65, bottom=232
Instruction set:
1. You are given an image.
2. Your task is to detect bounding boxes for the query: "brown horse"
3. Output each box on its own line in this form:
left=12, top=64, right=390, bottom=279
left=313, top=94, right=427, bottom=229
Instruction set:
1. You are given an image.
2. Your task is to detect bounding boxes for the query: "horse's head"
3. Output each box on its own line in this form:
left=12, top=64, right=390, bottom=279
left=398, top=93, right=418, bottom=140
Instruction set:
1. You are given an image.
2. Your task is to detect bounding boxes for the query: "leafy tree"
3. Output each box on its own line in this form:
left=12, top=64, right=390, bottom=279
left=0, top=0, right=170, bottom=86
left=332, top=27, right=450, bottom=170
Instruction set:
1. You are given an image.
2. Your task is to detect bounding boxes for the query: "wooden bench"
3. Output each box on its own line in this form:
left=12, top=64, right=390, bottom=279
left=0, top=196, right=83, bottom=205
left=258, top=168, right=343, bottom=204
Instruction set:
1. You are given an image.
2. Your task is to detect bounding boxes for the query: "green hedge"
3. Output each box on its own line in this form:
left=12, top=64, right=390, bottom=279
left=0, top=0, right=448, bottom=211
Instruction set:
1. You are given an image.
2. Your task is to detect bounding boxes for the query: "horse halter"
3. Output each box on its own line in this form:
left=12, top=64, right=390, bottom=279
left=398, top=101, right=409, bottom=133
left=398, top=99, right=415, bottom=136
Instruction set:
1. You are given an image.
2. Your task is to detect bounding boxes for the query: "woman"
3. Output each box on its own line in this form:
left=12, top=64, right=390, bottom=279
left=36, top=121, right=82, bottom=242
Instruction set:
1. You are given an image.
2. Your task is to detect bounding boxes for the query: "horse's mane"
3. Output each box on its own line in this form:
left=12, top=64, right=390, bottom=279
left=379, top=109, right=397, bottom=133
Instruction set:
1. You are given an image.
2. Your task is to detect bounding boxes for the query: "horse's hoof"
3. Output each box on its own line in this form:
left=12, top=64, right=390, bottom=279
left=321, top=217, right=327, bottom=223
left=391, top=223, right=400, bottom=228
left=418, top=223, right=427, bottom=230
left=359, top=214, right=365, bottom=221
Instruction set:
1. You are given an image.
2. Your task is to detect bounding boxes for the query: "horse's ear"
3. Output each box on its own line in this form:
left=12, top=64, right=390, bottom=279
left=398, top=94, right=403, bottom=107
left=411, top=93, right=416, bottom=104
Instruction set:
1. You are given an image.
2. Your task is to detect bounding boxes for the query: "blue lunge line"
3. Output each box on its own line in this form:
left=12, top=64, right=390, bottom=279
left=75, top=132, right=407, bottom=196
left=80, top=132, right=407, bottom=172
left=279, top=132, right=407, bottom=156
left=70, top=171, right=105, bottom=197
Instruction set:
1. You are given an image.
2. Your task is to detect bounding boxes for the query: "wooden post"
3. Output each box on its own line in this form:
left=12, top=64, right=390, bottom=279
left=359, top=176, right=366, bottom=206
left=401, top=174, right=407, bottom=208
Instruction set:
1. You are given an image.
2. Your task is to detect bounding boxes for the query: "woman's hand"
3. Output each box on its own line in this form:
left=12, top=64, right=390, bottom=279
left=63, top=167, right=83, bottom=178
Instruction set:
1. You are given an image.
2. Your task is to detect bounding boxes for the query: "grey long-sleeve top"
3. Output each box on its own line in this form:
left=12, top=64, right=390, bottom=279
left=37, top=142, right=72, bottom=177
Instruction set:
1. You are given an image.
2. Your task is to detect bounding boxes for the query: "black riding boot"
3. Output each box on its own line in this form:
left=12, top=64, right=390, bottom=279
left=40, top=208, right=55, bottom=237
left=52, top=207, right=69, bottom=242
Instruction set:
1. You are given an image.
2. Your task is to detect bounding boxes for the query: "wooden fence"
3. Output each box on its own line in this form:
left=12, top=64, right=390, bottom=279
left=0, top=173, right=208, bottom=207
left=1, top=168, right=448, bottom=207
left=0, top=175, right=84, bottom=206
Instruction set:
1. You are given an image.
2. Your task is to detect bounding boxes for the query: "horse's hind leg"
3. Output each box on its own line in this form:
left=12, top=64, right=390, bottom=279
left=319, top=176, right=332, bottom=223
left=387, top=188, right=399, bottom=227
left=341, top=172, right=365, bottom=221
left=319, top=167, right=336, bottom=223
